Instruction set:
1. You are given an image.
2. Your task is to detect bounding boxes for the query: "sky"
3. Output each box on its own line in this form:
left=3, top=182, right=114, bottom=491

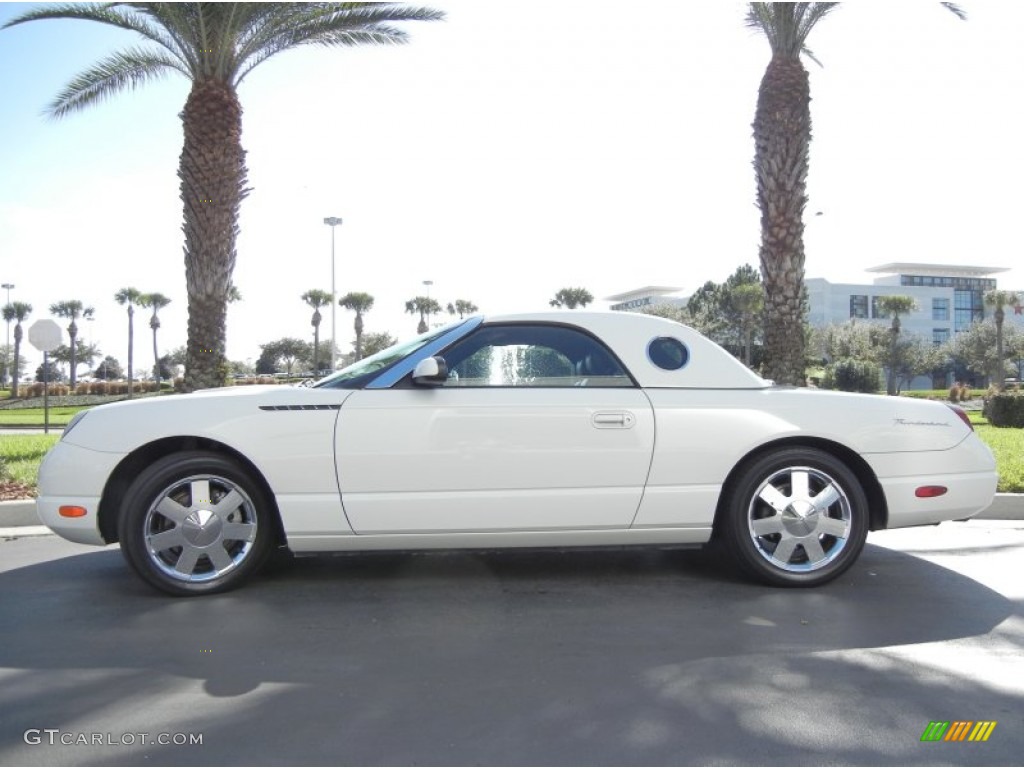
left=2, top=1, right=1024, bottom=375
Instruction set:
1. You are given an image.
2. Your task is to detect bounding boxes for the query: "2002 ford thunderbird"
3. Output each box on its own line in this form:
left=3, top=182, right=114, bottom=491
left=38, top=311, right=997, bottom=595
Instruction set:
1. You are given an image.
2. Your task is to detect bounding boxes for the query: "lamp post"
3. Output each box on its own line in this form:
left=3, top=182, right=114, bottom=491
left=2, top=283, right=13, bottom=388
left=323, top=217, right=343, bottom=370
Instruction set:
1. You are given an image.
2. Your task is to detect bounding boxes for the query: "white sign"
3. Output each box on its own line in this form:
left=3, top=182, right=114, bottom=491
left=28, top=319, right=63, bottom=353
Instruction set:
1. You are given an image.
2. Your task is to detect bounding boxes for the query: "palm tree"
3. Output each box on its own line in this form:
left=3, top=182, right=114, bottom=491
left=2, top=302, right=32, bottom=399
left=746, top=3, right=964, bottom=386
left=446, top=299, right=479, bottom=319
left=985, top=289, right=1022, bottom=389
left=140, top=293, right=171, bottom=382
left=339, top=292, right=375, bottom=361
left=302, top=289, right=333, bottom=373
left=4, top=3, right=444, bottom=392
left=875, top=295, right=917, bottom=395
left=405, top=296, right=441, bottom=334
left=49, top=300, right=94, bottom=388
left=549, top=288, right=594, bottom=309
left=114, top=287, right=144, bottom=397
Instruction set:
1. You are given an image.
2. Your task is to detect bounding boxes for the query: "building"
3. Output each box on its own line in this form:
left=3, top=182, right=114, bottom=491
left=605, top=286, right=686, bottom=313
left=807, top=263, right=1024, bottom=386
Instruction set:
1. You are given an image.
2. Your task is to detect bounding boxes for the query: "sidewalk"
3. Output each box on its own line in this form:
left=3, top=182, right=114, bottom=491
left=3, top=495, right=1022, bottom=536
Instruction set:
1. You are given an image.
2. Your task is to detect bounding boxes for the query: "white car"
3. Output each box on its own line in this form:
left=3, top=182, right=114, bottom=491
left=38, top=312, right=997, bottom=596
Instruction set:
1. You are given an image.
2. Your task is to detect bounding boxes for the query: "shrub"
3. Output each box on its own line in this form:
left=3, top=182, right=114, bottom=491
left=984, top=392, right=1024, bottom=428
left=823, top=359, right=882, bottom=393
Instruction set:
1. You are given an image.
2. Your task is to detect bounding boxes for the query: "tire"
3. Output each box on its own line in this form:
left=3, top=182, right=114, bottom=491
left=719, top=447, right=869, bottom=587
left=117, top=451, right=275, bottom=596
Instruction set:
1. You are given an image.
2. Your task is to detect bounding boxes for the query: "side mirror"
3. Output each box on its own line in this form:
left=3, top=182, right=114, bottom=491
left=412, top=356, right=449, bottom=386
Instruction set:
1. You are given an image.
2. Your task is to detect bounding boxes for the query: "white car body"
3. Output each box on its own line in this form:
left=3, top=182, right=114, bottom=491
left=37, top=311, right=997, bottom=594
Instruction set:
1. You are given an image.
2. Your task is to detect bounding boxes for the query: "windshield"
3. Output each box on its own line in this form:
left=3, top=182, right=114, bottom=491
left=313, top=321, right=463, bottom=389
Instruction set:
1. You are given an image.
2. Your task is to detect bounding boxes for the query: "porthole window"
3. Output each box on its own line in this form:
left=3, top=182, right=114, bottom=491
left=648, top=337, right=689, bottom=371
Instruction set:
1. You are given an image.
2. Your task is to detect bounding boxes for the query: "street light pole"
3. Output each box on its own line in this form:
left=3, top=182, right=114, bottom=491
left=323, top=217, right=343, bottom=370
left=2, top=283, right=13, bottom=388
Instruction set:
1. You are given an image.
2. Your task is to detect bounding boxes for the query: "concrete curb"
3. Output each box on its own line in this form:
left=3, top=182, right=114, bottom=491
left=2, top=494, right=1022, bottom=533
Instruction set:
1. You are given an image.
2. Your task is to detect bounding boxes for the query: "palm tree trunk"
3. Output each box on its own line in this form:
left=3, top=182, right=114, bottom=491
left=152, top=322, right=160, bottom=383
left=11, top=325, right=22, bottom=398
left=180, top=80, right=249, bottom=392
left=753, top=56, right=811, bottom=386
left=355, top=313, right=364, bottom=360
left=127, top=306, right=134, bottom=398
left=68, top=322, right=78, bottom=388
left=995, top=307, right=1005, bottom=389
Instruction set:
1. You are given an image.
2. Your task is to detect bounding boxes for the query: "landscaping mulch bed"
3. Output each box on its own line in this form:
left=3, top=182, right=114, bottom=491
left=0, top=481, right=35, bottom=501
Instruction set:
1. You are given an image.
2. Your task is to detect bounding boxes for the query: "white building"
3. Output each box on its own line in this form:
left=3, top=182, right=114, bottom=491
left=605, top=286, right=686, bottom=313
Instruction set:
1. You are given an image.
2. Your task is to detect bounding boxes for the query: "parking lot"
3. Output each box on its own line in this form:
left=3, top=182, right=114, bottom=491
left=1, top=520, right=1022, bottom=766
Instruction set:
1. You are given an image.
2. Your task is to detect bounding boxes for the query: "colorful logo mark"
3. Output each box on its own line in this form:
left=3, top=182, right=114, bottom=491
left=920, top=721, right=997, bottom=742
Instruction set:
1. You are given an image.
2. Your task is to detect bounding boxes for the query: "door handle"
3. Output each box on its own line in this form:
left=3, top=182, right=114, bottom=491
left=592, top=411, right=636, bottom=429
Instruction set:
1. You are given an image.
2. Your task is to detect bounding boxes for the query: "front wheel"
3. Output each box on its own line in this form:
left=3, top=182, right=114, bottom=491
left=719, top=447, right=869, bottom=587
left=118, top=451, right=275, bottom=596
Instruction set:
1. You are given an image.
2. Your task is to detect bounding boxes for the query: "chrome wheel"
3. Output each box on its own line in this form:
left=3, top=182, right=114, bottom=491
left=746, top=465, right=852, bottom=572
left=721, top=447, right=869, bottom=587
left=144, top=474, right=258, bottom=583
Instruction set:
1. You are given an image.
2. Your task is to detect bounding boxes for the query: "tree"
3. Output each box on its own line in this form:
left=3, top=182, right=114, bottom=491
left=140, top=293, right=171, bottom=381
left=952, top=320, right=1022, bottom=385
left=114, top=287, right=143, bottom=396
left=746, top=3, right=964, bottom=386
left=731, top=283, right=764, bottom=367
left=549, top=288, right=593, bottom=310
left=447, top=299, right=479, bottom=319
left=339, top=292, right=375, bottom=361
left=51, top=343, right=102, bottom=379
left=874, top=295, right=917, bottom=395
left=5, top=3, right=444, bottom=392
left=49, top=300, right=94, bottom=388
left=2, top=302, right=32, bottom=398
left=302, top=289, right=332, bottom=374
left=361, top=332, right=397, bottom=358
left=259, top=338, right=312, bottom=377
left=405, top=296, right=441, bottom=334
left=35, top=360, right=64, bottom=383
left=94, top=355, right=124, bottom=380
left=985, top=289, right=1021, bottom=389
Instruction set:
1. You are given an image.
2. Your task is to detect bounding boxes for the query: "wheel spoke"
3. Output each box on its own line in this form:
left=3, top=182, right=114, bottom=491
left=758, top=484, right=790, bottom=513
left=190, top=479, right=212, bottom=508
left=803, top=537, right=827, bottom=564
left=790, top=470, right=810, bottom=501
left=154, top=496, right=190, bottom=525
left=174, top=547, right=201, bottom=576
left=148, top=528, right=185, bottom=552
left=222, top=521, right=257, bottom=543
left=811, top=483, right=841, bottom=513
left=207, top=544, right=234, bottom=572
left=818, top=516, right=850, bottom=538
left=751, top=515, right=784, bottom=537
left=773, top=537, right=797, bottom=563
left=212, top=489, right=245, bottom=517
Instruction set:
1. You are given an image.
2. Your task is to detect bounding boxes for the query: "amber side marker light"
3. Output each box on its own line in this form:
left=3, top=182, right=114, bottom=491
left=915, top=486, right=948, bottom=498
left=58, top=506, right=88, bottom=518
left=946, top=404, right=974, bottom=431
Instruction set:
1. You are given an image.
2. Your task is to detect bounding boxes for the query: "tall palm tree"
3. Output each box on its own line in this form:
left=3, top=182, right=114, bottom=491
left=140, top=293, right=171, bottom=382
left=339, top=292, right=375, bottom=361
left=4, top=3, right=444, bottom=392
left=405, top=296, right=441, bottom=334
left=49, top=300, right=95, bottom=388
left=875, top=295, right=916, bottom=395
left=2, top=302, right=32, bottom=399
left=985, top=289, right=1022, bottom=389
left=549, top=288, right=594, bottom=309
left=747, top=3, right=965, bottom=386
left=114, top=287, right=144, bottom=397
left=302, top=289, right=333, bottom=373
left=446, top=299, right=479, bottom=319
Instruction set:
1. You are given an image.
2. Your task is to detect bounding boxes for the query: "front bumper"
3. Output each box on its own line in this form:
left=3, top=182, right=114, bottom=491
left=36, top=440, right=126, bottom=546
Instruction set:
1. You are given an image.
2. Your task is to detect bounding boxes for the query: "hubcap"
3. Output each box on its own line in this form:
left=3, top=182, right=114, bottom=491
left=143, top=474, right=258, bottom=583
left=747, top=465, right=852, bottom=572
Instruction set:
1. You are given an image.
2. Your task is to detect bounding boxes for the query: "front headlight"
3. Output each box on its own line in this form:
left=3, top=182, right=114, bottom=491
left=61, top=410, right=89, bottom=439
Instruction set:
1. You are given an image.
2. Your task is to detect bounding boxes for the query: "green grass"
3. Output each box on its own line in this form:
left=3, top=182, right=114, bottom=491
left=0, top=434, right=61, bottom=486
left=0, top=406, right=88, bottom=426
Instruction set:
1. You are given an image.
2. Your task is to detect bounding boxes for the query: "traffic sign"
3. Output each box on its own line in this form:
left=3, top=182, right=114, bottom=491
left=28, top=319, right=63, bottom=352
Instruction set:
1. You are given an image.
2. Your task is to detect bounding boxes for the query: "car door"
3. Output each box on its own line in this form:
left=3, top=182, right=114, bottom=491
left=335, top=323, right=655, bottom=534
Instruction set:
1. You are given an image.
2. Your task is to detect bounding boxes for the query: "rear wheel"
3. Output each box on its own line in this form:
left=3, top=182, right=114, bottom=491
left=720, top=447, right=869, bottom=587
left=118, top=451, right=274, bottom=596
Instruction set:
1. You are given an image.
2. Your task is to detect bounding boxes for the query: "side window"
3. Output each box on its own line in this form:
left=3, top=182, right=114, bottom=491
left=439, top=325, right=632, bottom=388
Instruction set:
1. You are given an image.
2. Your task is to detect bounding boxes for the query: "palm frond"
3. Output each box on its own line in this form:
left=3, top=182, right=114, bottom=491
left=745, top=2, right=838, bottom=63
left=47, top=48, right=185, bottom=119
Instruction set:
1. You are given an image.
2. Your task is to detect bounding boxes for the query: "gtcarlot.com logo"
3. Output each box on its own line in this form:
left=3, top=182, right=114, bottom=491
left=24, top=729, right=203, bottom=747
left=921, top=721, right=997, bottom=742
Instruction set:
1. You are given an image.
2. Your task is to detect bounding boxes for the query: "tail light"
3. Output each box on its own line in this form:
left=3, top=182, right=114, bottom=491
left=946, top=404, right=974, bottom=431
